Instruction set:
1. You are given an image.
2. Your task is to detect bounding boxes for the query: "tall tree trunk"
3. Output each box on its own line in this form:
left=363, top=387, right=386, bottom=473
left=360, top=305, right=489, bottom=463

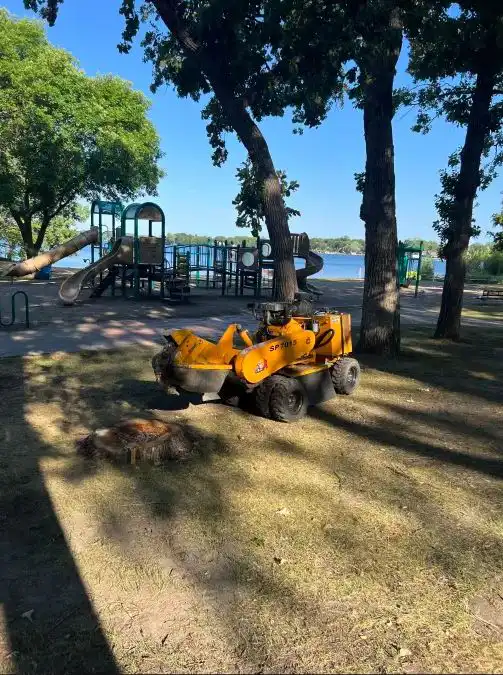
left=153, top=0, right=297, bottom=300
left=240, top=130, right=297, bottom=301
left=358, top=13, right=402, bottom=356
left=34, top=211, right=51, bottom=253
left=435, top=69, right=495, bottom=340
left=12, top=212, right=37, bottom=258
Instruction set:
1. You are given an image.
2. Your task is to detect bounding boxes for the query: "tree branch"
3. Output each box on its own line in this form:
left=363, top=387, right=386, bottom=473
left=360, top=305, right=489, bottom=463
left=10, top=210, right=26, bottom=234
left=34, top=211, right=51, bottom=251
left=151, top=0, right=202, bottom=58
left=34, top=194, right=77, bottom=250
left=47, top=193, right=77, bottom=221
left=150, top=1, right=257, bottom=152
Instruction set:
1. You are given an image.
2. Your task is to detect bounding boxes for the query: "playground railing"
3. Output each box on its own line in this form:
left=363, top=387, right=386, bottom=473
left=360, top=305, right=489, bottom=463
left=163, top=241, right=276, bottom=297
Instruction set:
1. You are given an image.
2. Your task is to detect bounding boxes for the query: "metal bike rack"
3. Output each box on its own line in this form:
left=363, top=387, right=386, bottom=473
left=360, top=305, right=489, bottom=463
left=0, top=290, right=30, bottom=329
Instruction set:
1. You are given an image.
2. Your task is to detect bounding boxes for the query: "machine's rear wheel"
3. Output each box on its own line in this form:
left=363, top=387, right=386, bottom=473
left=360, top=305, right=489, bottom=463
left=269, top=376, right=308, bottom=423
left=331, top=357, right=360, bottom=395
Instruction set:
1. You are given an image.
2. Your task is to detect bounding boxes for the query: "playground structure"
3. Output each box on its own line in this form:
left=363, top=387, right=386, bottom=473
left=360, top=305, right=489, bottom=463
left=89, top=200, right=123, bottom=265
left=163, top=231, right=323, bottom=299
left=4, top=228, right=99, bottom=278
left=58, top=201, right=191, bottom=304
left=397, top=241, right=424, bottom=297
left=73, top=200, right=323, bottom=303
left=4, top=198, right=324, bottom=304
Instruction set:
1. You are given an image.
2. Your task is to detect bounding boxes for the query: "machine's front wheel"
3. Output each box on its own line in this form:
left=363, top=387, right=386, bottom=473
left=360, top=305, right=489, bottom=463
left=253, top=375, right=282, bottom=418
left=331, top=357, right=360, bottom=395
left=268, top=376, right=308, bottom=423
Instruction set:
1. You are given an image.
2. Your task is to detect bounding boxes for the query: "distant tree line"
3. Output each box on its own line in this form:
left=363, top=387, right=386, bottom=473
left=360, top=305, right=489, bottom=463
left=162, top=234, right=441, bottom=257
left=310, top=237, right=364, bottom=254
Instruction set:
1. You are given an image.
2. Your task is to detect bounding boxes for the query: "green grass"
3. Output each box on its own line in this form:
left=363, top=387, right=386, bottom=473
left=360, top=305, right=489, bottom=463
left=463, top=307, right=503, bottom=321
left=1, top=325, right=503, bottom=673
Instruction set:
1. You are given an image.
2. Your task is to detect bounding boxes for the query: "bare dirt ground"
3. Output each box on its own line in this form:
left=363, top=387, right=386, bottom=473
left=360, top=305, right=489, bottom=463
left=1, top=321, right=502, bottom=673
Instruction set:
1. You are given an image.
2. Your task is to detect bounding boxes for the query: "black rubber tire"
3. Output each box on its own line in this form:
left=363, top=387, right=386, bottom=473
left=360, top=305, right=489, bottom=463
left=269, top=376, right=308, bottom=423
left=331, top=357, right=361, bottom=395
left=253, top=375, right=283, bottom=419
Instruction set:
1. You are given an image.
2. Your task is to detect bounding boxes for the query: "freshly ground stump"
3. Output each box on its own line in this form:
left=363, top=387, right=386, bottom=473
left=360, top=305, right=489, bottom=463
left=76, top=418, right=193, bottom=465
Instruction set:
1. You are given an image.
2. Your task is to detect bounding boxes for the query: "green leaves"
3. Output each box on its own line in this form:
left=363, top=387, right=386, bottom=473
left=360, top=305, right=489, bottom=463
left=233, top=159, right=300, bottom=237
left=1, top=9, right=163, bottom=253
left=408, top=2, right=503, bottom=252
left=491, top=209, right=503, bottom=251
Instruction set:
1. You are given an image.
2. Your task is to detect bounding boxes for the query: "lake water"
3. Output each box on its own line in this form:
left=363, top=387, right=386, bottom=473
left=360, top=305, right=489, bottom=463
left=54, top=247, right=446, bottom=279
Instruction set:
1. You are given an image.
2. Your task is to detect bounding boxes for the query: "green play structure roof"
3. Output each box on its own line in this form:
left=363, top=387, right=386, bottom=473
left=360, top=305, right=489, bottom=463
left=91, top=200, right=123, bottom=217
left=122, top=202, right=165, bottom=222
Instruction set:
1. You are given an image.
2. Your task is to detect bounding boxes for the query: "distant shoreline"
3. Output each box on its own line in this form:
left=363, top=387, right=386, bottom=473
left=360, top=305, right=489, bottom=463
left=313, top=250, right=363, bottom=255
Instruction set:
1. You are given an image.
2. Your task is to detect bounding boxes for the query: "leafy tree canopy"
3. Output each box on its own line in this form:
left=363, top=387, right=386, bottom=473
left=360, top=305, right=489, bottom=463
left=492, top=208, right=503, bottom=251
left=0, top=9, right=163, bottom=255
left=409, top=1, right=503, bottom=250
left=24, top=1, right=352, bottom=197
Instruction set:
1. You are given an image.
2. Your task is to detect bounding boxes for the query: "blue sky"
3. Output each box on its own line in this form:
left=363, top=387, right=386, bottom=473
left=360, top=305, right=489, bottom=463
left=3, top=0, right=502, bottom=242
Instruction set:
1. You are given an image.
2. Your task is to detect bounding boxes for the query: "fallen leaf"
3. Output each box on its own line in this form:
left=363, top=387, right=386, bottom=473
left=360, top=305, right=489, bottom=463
left=399, top=647, right=412, bottom=658
left=21, top=610, right=34, bottom=622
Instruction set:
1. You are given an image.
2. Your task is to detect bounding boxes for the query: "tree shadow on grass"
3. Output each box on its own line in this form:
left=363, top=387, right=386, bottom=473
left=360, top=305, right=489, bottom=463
left=262, top=403, right=503, bottom=590
left=8, top=342, right=503, bottom=672
left=32, top=372, right=333, bottom=669
left=0, top=358, right=117, bottom=674
left=364, top=324, right=503, bottom=405
left=309, top=403, right=503, bottom=480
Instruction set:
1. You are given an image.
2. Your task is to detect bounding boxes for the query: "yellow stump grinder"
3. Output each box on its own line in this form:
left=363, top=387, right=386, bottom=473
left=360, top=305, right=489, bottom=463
left=152, top=295, right=360, bottom=422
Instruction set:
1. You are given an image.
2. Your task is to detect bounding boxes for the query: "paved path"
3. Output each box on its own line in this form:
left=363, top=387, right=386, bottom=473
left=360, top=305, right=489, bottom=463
left=1, top=275, right=501, bottom=357
left=1, top=305, right=501, bottom=358
left=0, top=313, right=255, bottom=357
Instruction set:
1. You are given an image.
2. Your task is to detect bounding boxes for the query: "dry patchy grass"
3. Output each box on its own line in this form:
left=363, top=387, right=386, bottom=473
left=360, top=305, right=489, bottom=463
left=463, top=306, right=503, bottom=322
left=1, top=325, right=503, bottom=673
